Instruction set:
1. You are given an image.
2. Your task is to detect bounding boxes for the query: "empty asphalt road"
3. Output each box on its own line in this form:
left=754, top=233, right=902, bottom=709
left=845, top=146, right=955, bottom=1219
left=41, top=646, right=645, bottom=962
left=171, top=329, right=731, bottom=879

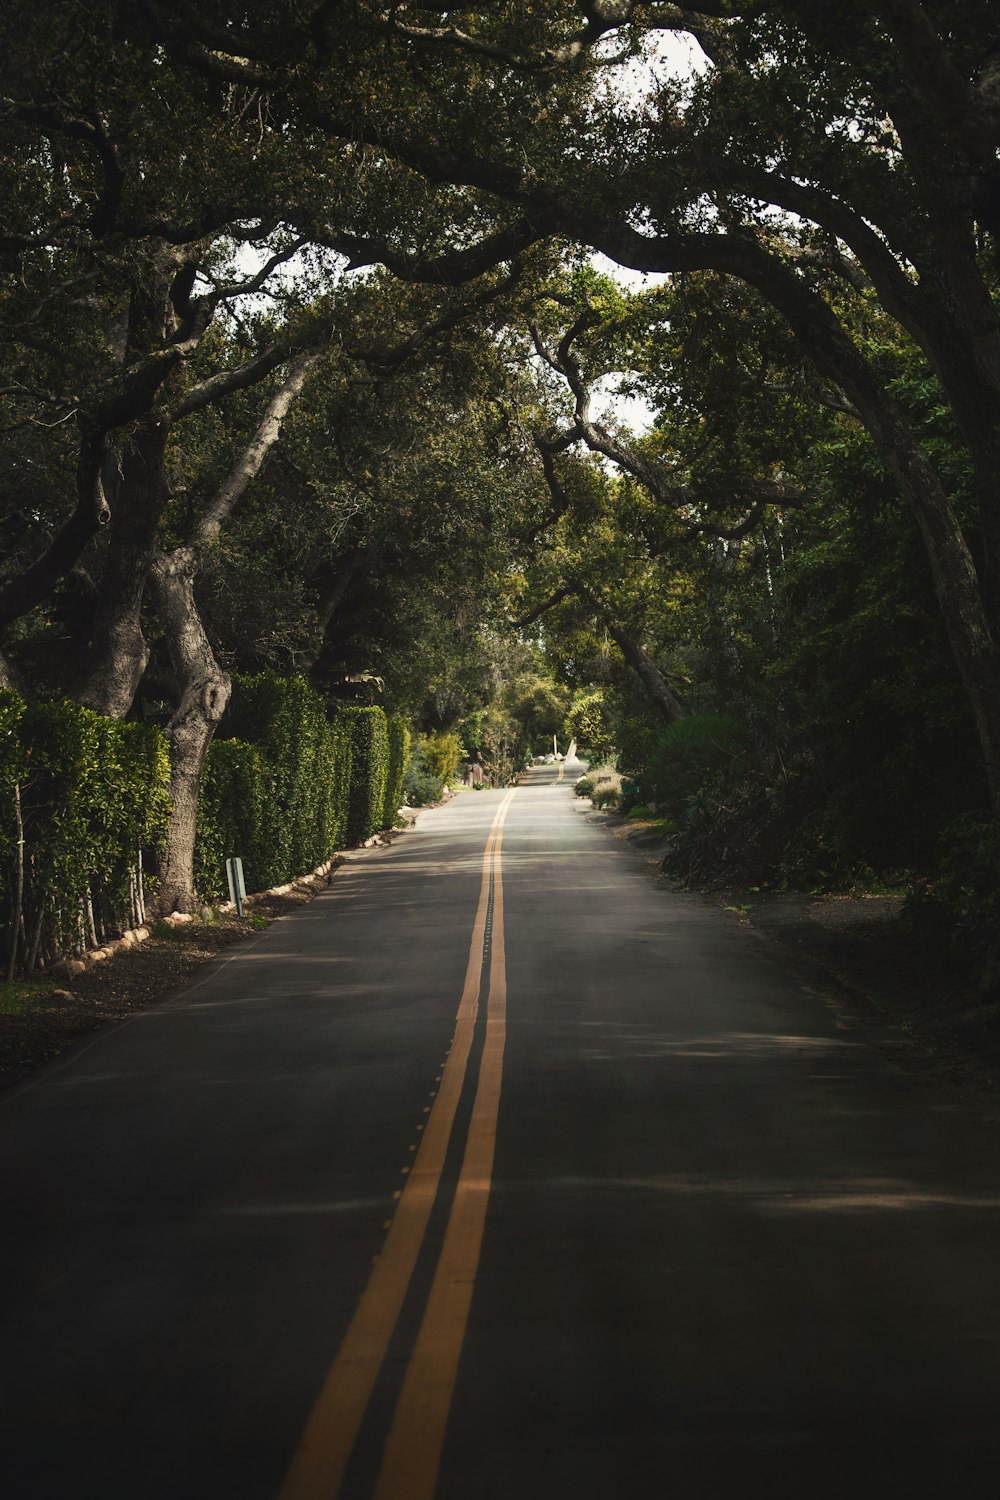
left=3, top=766, right=1000, bottom=1499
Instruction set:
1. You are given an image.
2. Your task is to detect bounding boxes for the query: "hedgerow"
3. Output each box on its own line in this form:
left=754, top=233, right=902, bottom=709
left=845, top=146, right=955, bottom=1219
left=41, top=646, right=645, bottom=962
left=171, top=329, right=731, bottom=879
left=383, top=715, right=411, bottom=829
left=342, top=705, right=389, bottom=845
left=195, top=673, right=354, bottom=900
left=0, top=690, right=170, bottom=976
left=194, top=739, right=267, bottom=899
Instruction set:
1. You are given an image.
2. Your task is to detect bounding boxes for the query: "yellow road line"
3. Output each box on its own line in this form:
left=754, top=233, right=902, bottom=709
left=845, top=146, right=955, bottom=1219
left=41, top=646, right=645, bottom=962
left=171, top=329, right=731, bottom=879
left=278, top=790, right=516, bottom=1500
left=373, top=793, right=510, bottom=1500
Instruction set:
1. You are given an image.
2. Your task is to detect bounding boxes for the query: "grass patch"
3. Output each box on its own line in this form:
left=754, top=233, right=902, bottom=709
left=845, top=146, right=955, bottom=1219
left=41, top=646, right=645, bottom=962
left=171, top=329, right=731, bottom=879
left=641, top=817, right=676, bottom=838
left=0, top=979, right=64, bottom=1015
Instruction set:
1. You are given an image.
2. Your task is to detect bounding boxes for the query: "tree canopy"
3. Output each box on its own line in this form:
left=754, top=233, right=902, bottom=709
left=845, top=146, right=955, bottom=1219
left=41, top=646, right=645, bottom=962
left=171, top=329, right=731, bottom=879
left=4, top=0, right=1000, bottom=978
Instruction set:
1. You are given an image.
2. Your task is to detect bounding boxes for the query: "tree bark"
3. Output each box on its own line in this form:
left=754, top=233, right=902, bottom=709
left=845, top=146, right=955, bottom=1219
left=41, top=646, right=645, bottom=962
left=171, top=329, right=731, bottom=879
left=604, top=619, right=683, bottom=727
left=76, top=417, right=170, bottom=716
left=0, top=645, right=23, bottom=695
left=299, top=552, right=362, bottom=672
left=572, top=577, right=683, bottom=726
left=149, top=548, right=231, bottom=914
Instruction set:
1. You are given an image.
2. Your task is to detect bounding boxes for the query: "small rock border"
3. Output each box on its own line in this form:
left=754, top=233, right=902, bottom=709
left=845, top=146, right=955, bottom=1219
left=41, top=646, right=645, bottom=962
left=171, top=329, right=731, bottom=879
left=52, top=854, right=349, bottom=980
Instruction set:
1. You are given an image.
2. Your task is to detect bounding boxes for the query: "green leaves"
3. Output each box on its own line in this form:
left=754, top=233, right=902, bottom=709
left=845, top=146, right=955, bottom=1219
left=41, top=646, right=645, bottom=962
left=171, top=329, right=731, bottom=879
left=342, top=705, right=390, bottom=845
left=0, top=691, right=170, bottom=969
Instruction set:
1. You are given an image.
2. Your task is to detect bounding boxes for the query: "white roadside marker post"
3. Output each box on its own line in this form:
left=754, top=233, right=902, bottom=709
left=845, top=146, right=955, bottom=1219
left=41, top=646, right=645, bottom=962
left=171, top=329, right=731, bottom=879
left=226, top=856, right=247, bottom=917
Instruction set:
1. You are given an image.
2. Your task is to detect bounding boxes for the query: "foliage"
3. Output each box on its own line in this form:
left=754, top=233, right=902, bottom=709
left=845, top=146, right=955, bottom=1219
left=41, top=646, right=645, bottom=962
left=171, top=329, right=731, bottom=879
left=418, top=730, right=464, bottom=787
left=195, top=740, right=267, bottom=901
left=403, top=739, right=444, bottom=808
left=383, top=716, right=412, bottom=828
left=564, top=692, right=616, bottom=764
left=0, top=690, right=170, bottom=973
left=195, top=673, right=353, bottom=900
left=905, top=818, right=1000, bottom=995
left=644, top=714, right=745, bottom=815
left=226, top=673, right=353, bottom=881
left=342, top=705, right=390, bottom=845
left=577, top=765, right=622, bottom=812
left=505, top=675, right=570, bottom=755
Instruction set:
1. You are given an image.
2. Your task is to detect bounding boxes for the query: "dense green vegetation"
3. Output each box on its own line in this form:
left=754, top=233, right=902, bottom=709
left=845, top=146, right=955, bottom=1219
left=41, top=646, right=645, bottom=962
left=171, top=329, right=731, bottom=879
left=0, top=689, right=170, bottom=975
left=4, top=2, right=1000, bottom=990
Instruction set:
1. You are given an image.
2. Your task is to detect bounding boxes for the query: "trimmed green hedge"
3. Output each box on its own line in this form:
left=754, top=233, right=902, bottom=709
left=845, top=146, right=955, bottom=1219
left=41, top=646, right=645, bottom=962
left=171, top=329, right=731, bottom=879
left=195, top=740, right=267, bottom=898
left=196, top=674, right=354, bottom=901
left=342, top=705, right=389, bottom=845
left=0, top=689, right=170, bottom=974
left=384, top=715, right=411, bottom=829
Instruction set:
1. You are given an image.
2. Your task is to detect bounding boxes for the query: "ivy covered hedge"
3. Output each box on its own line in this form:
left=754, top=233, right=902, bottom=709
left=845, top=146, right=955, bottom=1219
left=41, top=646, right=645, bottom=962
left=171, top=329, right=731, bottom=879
left=195, top=674, right=355, bottom=901
left=0, top=689, right=170, bottom=976
left=195, top=682, right=401, bottom=898
left=342, top=705, right=389, bottom=846
left=384, top=715, right=411, bottom=829
left=0, top=673, right=410, bottom=969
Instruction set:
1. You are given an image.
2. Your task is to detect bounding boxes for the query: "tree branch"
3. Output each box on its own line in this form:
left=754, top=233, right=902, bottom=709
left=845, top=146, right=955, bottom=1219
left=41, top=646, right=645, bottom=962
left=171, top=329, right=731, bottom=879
left=194, top=348, right=325, bottom=548
left=511, top=584, right=574, bottom=629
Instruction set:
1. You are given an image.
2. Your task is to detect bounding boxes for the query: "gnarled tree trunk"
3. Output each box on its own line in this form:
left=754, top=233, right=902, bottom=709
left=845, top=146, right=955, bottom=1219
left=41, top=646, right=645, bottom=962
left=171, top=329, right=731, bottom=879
left=603, top=619, right=683, bottom=727
left=149, top=548, right=231, bottom=914
left=76, top=418, right=170, bottom=716
left=572, top=577, right=683, bottom=727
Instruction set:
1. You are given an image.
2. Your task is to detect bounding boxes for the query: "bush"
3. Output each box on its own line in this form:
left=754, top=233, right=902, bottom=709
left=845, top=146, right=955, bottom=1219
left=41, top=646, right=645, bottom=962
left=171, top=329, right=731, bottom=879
left=342, top=705, right=390, bottom=844
left=403, top=751, right=443, bottom=807
left=383, top=716, right=411, bottom=828
left=905, top=815, right=1000, bottom=993
left=224, top=673, right=348, bottom=881
left=644, top=712, right=744, bottom=815
left=195, top=740, right=267, bottom=899
left=418, top=729, right=464, bottom=786
left=581, top=765, right=623, bottom=812
left=197, top=672, right=353, bottom=899
left=0, top=690, right=170, bottom=974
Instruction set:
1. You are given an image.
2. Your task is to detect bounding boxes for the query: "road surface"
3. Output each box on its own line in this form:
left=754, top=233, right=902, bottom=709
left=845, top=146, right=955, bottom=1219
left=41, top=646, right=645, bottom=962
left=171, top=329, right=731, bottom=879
left=3, top=766, right=1000, bottom=1498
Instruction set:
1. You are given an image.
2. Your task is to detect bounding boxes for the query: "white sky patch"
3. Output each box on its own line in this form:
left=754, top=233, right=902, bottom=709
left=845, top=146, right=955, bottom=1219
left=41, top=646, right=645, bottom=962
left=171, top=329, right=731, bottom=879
left=596, top=25, right=709, bottom=101
left=590, top=372, right=657, bottom=436
left=590, top=252, right=670, bottom=294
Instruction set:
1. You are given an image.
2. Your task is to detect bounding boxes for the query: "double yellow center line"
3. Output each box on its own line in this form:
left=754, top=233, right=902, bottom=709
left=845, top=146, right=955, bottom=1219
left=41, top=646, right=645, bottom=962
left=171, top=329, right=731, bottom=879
left=279, top=789, right=517, bottom=1500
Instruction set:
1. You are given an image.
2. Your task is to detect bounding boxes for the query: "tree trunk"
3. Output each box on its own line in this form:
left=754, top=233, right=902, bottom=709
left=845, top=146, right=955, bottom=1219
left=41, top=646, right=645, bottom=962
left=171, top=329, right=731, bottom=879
left=5, top=782, right=24, bottom=982
left=834, top=366, right=1000, bottom=812
left=300, top=552, right=362, bottom=673
left=0, top=645, right=22, bottom=695
left=604, top=620, right=683, bottom=727
left=149, top=548, right=231, bottom=914
left=76, top=418, right=170, bottom=716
